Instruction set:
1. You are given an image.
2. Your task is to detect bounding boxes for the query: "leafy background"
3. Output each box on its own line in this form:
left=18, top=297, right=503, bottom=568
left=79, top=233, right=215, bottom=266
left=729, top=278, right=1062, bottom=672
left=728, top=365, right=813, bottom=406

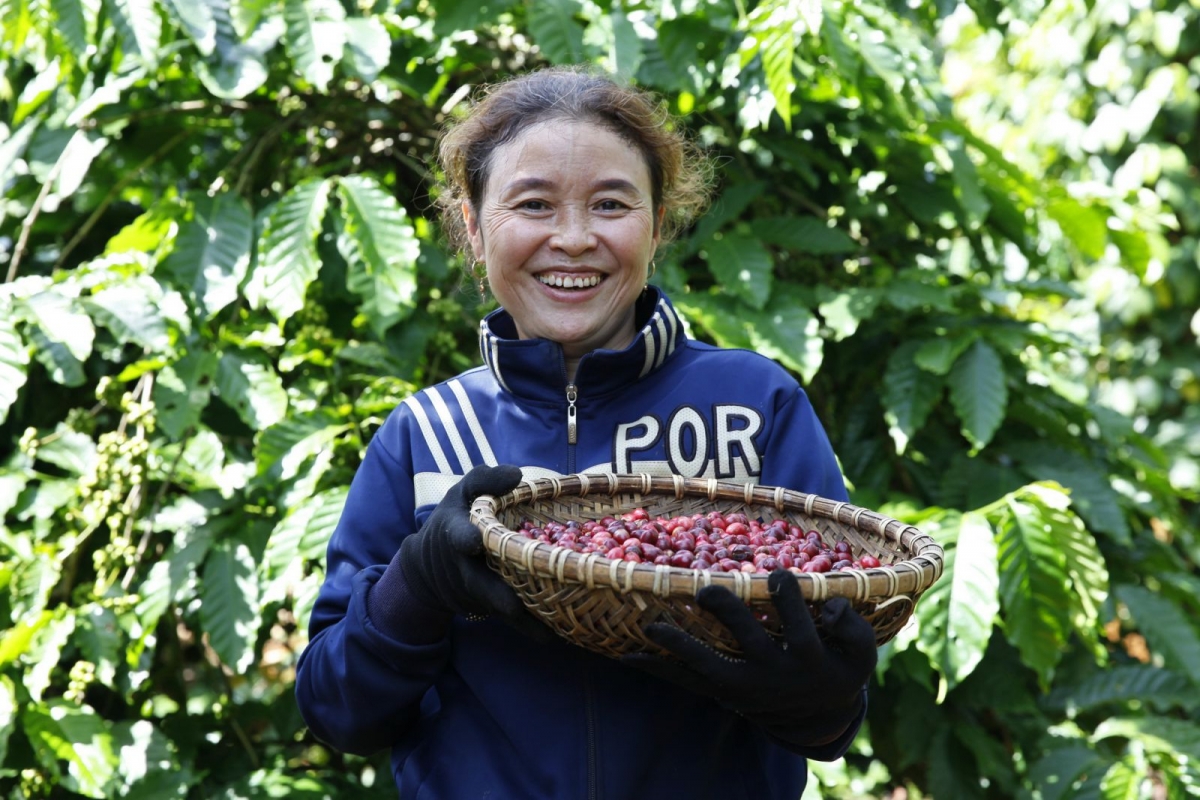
left=1, top=0, right=1197, bottom=797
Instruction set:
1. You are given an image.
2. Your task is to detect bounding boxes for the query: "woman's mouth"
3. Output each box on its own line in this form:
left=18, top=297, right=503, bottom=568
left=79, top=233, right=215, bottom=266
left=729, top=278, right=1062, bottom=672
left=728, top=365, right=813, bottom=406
left=537, top=273, right=603, bottom=290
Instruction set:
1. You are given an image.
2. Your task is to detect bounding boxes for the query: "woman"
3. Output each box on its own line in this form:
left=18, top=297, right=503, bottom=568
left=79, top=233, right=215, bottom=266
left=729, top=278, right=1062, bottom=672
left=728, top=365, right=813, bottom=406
left=294, top=66, right=877, bottom=799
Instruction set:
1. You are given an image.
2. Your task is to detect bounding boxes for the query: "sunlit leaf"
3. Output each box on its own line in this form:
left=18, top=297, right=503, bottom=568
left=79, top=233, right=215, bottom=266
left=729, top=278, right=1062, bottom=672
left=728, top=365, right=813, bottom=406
left=916, top=512, right=999, bottom=689
left=0, top=674, right=14, bottom=764
left=1092, top=716, right=1200, bottom=760
left=336, top=175, right=420, bottom=337
left=997, top=494, right=1073, bottom=687
left=153, top=350, right=219, bottom=441
left=82, top=280, right=171, bottom=351
left=106, top=0, right=162, bottom=65
left=215, top=350, right=288, bottom=431
left=283, top=0, right=346, bottom=90
left=159, top=192, right=253, bottom=318
left=246, top=178, right=331, bottom=323
left=0, top=315, right=30, bottom=425
left=24, top=700, right=117, bottom=797
left=342, top=16, right=390, bottom=82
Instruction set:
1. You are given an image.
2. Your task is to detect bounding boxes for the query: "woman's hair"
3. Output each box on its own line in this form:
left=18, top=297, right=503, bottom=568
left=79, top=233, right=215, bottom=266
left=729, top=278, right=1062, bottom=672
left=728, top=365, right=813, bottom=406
left=435, top=65, right=714, bottom=259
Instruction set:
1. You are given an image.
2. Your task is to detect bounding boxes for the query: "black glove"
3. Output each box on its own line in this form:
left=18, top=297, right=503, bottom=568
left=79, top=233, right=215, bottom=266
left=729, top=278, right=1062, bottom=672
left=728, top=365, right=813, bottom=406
left=396, top=464, right=553, bottom=643
left=622, top=570, right=876, bottom=750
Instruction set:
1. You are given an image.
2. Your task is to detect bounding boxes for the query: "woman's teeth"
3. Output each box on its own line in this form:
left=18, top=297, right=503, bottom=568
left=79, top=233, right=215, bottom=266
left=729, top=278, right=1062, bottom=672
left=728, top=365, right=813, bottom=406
left=538, top=274, right=602, bottom=289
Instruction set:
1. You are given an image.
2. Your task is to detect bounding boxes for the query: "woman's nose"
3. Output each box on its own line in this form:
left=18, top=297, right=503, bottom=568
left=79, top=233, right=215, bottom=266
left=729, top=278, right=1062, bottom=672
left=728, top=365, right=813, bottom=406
left=550, top=208, right=596, bottom=254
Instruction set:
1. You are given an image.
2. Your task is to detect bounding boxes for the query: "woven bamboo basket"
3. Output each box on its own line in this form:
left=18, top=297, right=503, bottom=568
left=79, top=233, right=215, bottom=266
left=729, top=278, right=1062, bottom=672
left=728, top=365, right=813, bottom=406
left=470, top=473, right=944, bottom=659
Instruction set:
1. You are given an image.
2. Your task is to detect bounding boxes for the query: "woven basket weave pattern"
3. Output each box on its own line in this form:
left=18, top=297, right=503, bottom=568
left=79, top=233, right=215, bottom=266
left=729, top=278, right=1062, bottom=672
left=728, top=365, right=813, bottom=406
left=470, top=473, right=944, bottom=658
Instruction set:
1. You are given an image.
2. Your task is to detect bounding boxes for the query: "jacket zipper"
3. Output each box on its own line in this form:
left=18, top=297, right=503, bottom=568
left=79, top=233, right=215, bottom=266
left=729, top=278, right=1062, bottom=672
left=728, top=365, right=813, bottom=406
left=565, top=382, right=578, bottom=473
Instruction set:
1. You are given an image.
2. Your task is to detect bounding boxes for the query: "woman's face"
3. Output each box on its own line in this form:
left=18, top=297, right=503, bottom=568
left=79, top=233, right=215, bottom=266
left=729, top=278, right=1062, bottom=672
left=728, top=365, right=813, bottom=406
left=464, top=120, right=662, bottom=362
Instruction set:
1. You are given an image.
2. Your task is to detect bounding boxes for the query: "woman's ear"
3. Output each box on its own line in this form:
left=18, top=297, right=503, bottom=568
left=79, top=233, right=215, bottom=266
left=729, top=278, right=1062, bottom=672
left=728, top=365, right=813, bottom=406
left=463, top=201, right=484, bottom=261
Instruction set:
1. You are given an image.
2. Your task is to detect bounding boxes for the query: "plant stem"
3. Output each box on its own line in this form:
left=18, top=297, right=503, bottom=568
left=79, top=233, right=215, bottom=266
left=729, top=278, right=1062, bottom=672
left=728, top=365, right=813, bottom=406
left=6, top=143, right=68, bottom=282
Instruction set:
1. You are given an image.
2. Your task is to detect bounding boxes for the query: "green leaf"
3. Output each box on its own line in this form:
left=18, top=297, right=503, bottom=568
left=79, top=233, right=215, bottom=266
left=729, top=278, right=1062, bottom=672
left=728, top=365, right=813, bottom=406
left=431, top=0, right=506, bottom=35
left=881, top=340, right=943, bottom=455
left=342, top=17, right=390, bottom=82
left=702, top=232, right=773, bottom=310
left=336, top=175, right=421, bottom=337
left=0, top=611, right=52, bottom=666
left=160, top=0, right=216, bottom=55
left=751, top=216, right=856, bottom=254
left=82, top=280, right=171, bottom=351
left=527, top=0, right=586, bottom=64
left=916, top=512, right=999, bottom=689
left=247, top=178, right=332, bottom=323
left=608, top=7, right=642, bottom=79
left=948, top=339, right=1007, bottom=450
left=25, top=612, right=76, bottom=702
left=136, top=522, right=214, bottom=632
left=51, top=0, right=92, bottom=54
left=1010, top=442, right=1131, bottom=545
left=11, top=550, right=64, bottom=623
left=195, top=2, right=282, bottom=99
left=760, top=21, right=794, bottom=129
left=215, top=351, right=288, bottom=431
left=883, top=275, right=957, bottom=312
left=24, top=700, right=117, bottom=797
left=200, top=539, right=260, bottom=673
left=76, top=604, right=124, bottom=688
left=1093, top=716, right=1200, bottom=760
left=159, top=193, right=253, bottom=318
left=34, top=425, right=96, bottom=475
left=29, top=326, right=86, bottom=386
left=256, top=411, right=351, bottom=481
left=0, top=315, right=30, bottom=424
left=689, top=182, right=767, bottom=251
left=944, top=136, right=990, bottom=228
left=0, top=674, right=14, bottom=764
left=744, top=289, right=822, bottom=383
left=1047, top=196, right=1108, bottom=260
left=153, top=350, right=219, bottom=441
left=816, top=286, right=881, bottom=341
left=1099, top=758, right=1143, bottom=800
left=914, top=334, right=976, bottom=375
left=18, top=289, right=95, bottom=363
left=263, top=486, right=347, bottom=581
left=997, top=495, right=1074, bottom=687
left=1027, top=745, right=1107, bottom=800
left=1115, top=584, right=1200, bottom=686
left=283, top=0, right=346, bottom=90
left=1041, top=664, right=1192, bottom=715
left=105, top=0, right=162, bottom=65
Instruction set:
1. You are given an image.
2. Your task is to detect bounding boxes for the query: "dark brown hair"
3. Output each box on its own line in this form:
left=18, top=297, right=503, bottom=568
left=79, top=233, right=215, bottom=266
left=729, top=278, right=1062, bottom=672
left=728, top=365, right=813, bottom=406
left=436, top=65, right=713, bottom=258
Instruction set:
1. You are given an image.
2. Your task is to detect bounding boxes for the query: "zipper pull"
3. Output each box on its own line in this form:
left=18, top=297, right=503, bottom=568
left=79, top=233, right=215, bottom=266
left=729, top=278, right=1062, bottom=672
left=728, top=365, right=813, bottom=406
left=566, top=383, right=578, bottom=445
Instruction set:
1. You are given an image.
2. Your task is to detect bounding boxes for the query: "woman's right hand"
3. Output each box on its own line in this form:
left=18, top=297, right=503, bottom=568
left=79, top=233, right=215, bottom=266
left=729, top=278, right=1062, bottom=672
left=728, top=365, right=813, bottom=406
left=395, top=464, right=553, bottom=641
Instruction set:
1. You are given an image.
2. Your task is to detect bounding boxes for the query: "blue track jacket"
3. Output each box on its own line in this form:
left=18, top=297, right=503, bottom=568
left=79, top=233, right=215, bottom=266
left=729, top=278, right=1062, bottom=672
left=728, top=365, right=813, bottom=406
left=295, top=288, right=862, bottom=799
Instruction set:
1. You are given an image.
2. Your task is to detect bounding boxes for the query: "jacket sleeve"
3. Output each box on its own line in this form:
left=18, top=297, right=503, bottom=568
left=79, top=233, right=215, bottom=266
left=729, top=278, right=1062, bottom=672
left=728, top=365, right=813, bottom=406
left=293, top=409, right=451, bottom=756
left=758, top=386, right=850, bottom=503
left=758, top=384, right=866, bottom=758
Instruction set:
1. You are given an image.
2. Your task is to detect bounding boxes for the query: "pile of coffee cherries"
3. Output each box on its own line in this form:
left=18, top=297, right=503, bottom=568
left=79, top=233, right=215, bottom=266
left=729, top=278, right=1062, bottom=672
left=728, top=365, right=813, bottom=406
left=516, top=508, right=886, bottom=574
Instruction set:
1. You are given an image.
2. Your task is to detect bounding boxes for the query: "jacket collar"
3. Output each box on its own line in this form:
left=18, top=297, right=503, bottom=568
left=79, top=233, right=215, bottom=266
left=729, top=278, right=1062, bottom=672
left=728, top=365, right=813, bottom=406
left=478, top=286, right=688, bottom=399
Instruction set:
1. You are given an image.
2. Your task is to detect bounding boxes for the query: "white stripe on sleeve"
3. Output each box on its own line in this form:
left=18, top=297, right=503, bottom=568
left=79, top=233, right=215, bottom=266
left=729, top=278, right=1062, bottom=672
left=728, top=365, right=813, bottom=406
left=402, top=395, right=453, bottom=474
left=449, top=379, right=498, bottom=466
left=427, top=387, right=475, bottom=473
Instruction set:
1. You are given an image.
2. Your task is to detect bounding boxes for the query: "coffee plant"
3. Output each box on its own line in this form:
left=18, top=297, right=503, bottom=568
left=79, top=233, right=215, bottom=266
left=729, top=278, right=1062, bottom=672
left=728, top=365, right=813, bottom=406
left=0, top=0, right=1196, bottom=797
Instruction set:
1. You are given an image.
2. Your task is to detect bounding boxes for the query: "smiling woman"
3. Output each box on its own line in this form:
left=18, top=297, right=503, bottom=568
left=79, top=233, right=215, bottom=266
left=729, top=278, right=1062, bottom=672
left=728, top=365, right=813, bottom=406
left=294, top=65, right=879, bottom=800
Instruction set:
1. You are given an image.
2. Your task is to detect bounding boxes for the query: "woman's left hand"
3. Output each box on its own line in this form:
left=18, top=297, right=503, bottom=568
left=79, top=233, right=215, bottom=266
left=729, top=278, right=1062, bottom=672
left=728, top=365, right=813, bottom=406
left=621, top=570, right=877, bottom=749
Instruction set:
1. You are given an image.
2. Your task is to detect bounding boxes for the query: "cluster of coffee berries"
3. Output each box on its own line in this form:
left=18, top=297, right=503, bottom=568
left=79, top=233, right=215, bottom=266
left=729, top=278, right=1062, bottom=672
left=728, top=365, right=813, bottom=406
left=517, top=508, right=886, bottom=574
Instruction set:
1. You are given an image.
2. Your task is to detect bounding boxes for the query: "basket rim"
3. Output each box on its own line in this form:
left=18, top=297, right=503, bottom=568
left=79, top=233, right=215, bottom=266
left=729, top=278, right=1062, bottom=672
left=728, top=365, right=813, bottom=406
left=469, top=472, right=944, bottom=605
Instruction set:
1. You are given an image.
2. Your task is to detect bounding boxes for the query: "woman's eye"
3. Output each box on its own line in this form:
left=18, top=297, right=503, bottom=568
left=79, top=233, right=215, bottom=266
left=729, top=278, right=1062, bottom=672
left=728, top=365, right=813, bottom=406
left=596, top=199, right=627, bottom=211
left=519, top=200, right=547, bottom=211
